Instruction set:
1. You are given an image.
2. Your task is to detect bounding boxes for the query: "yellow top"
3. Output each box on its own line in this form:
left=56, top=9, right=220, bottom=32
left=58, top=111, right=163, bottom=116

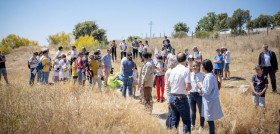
left=89, top=60, right=100, bottom=75
left=72, top=62, right=78, bottom=77
left=40, top=56, right=50, bottom=72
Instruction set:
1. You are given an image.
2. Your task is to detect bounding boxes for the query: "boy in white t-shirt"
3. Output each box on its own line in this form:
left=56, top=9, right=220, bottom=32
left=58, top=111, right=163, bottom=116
left=53, top=60, right=60, bottom=83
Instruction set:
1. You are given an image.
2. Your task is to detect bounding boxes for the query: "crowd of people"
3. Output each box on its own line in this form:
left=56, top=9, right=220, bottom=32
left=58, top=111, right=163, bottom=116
left=0, top=35, right=278, bottom=134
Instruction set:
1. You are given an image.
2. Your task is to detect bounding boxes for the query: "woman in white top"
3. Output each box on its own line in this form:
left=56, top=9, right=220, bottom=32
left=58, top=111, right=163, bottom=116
left=197, top=59, right=224, bottom=134
left=154, top=56, right=167, bottom=102
left=189, top=61, right=205, bottom=132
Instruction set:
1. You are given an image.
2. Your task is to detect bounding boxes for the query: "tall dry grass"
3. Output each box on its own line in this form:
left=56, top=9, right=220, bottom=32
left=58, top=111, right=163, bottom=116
left=0, top=31, right=280, bottom=133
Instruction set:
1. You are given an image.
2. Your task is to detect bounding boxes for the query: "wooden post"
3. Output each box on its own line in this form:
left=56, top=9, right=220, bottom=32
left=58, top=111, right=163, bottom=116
left=192, top=31, right=193, bottom=40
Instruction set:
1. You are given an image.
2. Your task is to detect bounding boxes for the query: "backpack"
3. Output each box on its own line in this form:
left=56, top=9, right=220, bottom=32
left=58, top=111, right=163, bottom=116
left=36, top=61, right=44, bottom=70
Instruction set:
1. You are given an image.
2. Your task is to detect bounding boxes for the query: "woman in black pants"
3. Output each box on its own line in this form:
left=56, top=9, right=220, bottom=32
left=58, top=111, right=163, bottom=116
left=111, top=40, right=117, bottom=62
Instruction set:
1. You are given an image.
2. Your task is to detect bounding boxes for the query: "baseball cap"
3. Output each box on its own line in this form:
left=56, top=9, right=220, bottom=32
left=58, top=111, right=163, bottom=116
left=254, top=65, right=263, bottom=70
left=127, top=52, right=132, bottom=57
left=42, top=49, right=48, bottom=54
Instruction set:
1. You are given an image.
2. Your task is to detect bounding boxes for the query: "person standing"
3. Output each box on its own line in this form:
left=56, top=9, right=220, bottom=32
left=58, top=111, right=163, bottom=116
left=193, top=46, right=202, bottom=64
left=132, top=38, right=139, bottom=59
left=120, top=40, right=127, bottom=60
left=185, top=48, right=191, bottom=64
left=40, top=49, right=51, bottom=84
left=251, top=65, right=268, bottom=107
left=102, top=49, right=112, bottom=86
left=29, top=52, right=39, bottom=85
left=164, top=55, right=178, bottom=104
left=167, top=52, right=192, bottom=133
left=55, top=46, right=63, bottom=59
left=141, top=52, right=154, bottom=111
left=76, top=52, right=84, bottom=85
left=223, top=48, right=231, bottom=80
left=111, top=40, right=117, bottom=62
left=197, top=59, right=224, bottom=134
left=138, top=41, right=144, bottom=58
left=189, top=61, right=205, bottom=132
left=59, top=54, right=70, bottom=81
left=154, top=56, right=167, bottom=102
left=89, top=52, right=102, bottom=91
left=37, top=51, right=43, bottom=83
left=258, top=44, right=278, bottom=92
left=163, top=36, right=170, bottom=47
left=213, top=49, right=223, bottom=86
left=82, top=52, right=89, bottom=85
left=122, top=52, right=135, bottom=97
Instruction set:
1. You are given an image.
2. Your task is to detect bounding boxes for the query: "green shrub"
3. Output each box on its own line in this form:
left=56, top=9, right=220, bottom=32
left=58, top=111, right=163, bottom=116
left=195, top=31, right=211, bottom=38
left=173, top=31, right=187, bottom=38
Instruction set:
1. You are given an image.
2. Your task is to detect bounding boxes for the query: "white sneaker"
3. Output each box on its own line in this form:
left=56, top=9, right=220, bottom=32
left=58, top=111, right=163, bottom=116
left=191, top=125, right=195, bottom=130
left=198, top=126, right=203, bottom=133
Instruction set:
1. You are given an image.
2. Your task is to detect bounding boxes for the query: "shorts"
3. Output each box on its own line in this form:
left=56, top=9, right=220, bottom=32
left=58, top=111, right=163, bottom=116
left=82, top=73, right=87, bottom=80
left=224, top=63, right=230, bottom=70
left=214, top=69, right=222, bottom=76
left=0, top=68, right=7, bottom=76
left=253, top=96, right=265, bottom=106
left=73, top=76, right=78, bottom=79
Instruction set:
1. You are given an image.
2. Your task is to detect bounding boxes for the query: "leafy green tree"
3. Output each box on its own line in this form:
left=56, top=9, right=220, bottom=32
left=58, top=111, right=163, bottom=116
left=273, top=11, right=280, bottom=26
left=227, top=8, right=250, bottom=34
left=90, top=29, right=107, bottom=42
left=246, top=14, right=273, bottom=28
left=174, top=22, right=190, bottom=33
left=196, top=12, right=217, bottom=32
left=214, top=13, right=228, bottom=31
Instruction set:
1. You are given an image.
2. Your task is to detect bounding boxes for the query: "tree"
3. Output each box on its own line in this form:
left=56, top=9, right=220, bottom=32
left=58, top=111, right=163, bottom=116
left=228, top=8, right=250, bottom=35
left=195, top=12, right=217, bottom=32
left=174, top=22, right=190, bottom=33
left=72, top=35, right=98, bottom=50
left=273, top=11, right=280, bottom=26
left=214, top=13, right=228, bottom=31
left=47, top=32, right=72, bottom=46
left=246, top=14, right=273, bottom=28
left=73, top=21, right=107, bottom=43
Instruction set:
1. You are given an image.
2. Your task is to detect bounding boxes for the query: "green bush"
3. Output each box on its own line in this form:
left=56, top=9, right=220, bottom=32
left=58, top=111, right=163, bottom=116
left=173, top=31, right=187, bottom=38
left=195, top=31, right=211, bottom=38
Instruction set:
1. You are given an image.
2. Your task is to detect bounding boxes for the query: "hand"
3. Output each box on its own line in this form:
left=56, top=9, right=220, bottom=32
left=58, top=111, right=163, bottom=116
left=196, top=83, right=202, bottom=89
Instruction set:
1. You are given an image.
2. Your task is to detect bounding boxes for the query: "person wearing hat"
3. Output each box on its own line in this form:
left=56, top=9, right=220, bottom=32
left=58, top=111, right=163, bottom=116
left=89, top=52, right=102, bottom=91
left=132, top=38, right=139, bottom=59
left=213, top=48, right=223, bottom=86
left=154, top=56, right=167, bottom=102
left=251, top=65, right=268, bottom=107
left=258, top=44, right=278, bottom=93
left=40, top=49, right=51, bottom=84
left=102, top=49, right=112, bottom=86
left=111, top=40, right=117, bottom=62
left=121, top=52, right=135, bottom=97
left=120, top=40, right=127, bottom=60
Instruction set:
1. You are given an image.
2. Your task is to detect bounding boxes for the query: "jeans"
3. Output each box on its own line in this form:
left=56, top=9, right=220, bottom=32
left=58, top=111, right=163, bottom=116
left=29, top=68, right=36, bottom=85
left=263, top=66, right=277, bottom=92
left=169, top=94, right=191, bottom=133
left=139, top=52, right=142, bottom=58
left=111, top=47, right=117, bottom=61
left=122, top=76, right=133, bottom=97
left=41, top=71, right=50, bottom=84
left=133, top=49, right=138, bottom=59
left=208, top=121, right=215, bottom=134
left=77, top=69, right=83, bottom=84
left=37, top=70, right=42, bottom=82
left=189, top=92, right=205, bottom=127
left=121, top=51, right=127, bottom=60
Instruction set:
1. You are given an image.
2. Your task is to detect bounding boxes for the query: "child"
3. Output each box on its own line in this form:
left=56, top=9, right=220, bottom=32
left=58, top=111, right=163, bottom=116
left=72, top=57, right=78, bottom=82
left=161, top=47, right=167, bottom=62
left=251, top=65, right=268, bottom=107
left=53, top=60, right=60, bottom=83
left=132, top=65, right=138, bottom=98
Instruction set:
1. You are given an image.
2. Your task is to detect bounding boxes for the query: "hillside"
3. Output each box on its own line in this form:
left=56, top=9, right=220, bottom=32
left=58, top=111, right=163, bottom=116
left=1, top=31, right=280, bottom=134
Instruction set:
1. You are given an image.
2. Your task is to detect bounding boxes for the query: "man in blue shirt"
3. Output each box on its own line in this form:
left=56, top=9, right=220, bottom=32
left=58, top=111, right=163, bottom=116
left=122, top=52, right=135, bottom=97
left=102, top=49, right=112, bottom=87
left=213, top=49, right=223, bottom=85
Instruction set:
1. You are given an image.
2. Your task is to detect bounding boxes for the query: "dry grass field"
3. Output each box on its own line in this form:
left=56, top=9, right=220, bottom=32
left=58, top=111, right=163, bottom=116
left=0, top=31, right=280, bottom=134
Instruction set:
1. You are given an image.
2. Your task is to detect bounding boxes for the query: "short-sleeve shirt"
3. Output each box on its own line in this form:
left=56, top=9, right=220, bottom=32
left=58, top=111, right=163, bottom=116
left=89, top=60, right=100, bottom=75
left=190, top=72, right=205, bottom=92
left=122, top=59, right=135, bottom=77
left=132, top=41, right=139, bottom=49
left=225, top=51, right=231, bottom=63
left=102, top=54, right=112, bottom=68
left=214, top=54, right=223, bottom=69
left=40, top=56, right=50, bottom=72
left=71, top=50, right=79, bottom=58
left=76, top=57, right=84, bottom=70
left=194, top=51, right=202, bottom=62
left=55, top=51, right=62, bottom=58
left=168, top=64, right=191, bottom=95
left=29, top=57, right=39, bottom=69
left=0, top=55, right=6, bottom=68
left=120, top=43, right=127, bottom=52
left=251, top=74, right=268, bottom=97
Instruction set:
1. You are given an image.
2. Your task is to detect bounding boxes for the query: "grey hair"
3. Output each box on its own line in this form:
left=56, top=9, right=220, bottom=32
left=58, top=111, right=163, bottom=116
left=167, top=55, right=178, bottom=69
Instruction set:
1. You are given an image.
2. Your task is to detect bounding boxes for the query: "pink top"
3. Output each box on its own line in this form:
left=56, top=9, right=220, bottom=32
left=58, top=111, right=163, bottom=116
left=76, top=57, right=84, bottom=70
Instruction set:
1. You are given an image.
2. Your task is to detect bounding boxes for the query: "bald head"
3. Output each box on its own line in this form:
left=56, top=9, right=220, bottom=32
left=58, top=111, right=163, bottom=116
left=177, top=52, right=186, bottom=63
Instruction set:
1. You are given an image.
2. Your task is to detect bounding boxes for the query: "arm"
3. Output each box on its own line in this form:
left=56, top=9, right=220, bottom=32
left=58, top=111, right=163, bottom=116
left=201, top=77, right=214, bottom=96
left=250, top=82, right=259, bottom=96
left=259, top=84, right=268, bottom=96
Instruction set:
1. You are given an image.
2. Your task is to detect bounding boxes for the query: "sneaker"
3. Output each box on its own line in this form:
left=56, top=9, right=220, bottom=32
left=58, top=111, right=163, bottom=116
left=198, top=126, right=203, bottom=133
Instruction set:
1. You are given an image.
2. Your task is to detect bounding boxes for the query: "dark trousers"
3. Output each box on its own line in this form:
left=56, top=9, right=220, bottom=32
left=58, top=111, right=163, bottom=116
left=111, top=47, right=117, bottom=61
left=208, top=121, right=215, bottom=134
left=133, top=49, right=138, bottom=59
left=189, top=92, right=205, bottom=127
left=121, top=51, right=126, bottom=60
left=29, top=68, right=36, bottom=85
left=263, top=66, right=277, bottom=91
left=143, top=87, right=152, bottom=109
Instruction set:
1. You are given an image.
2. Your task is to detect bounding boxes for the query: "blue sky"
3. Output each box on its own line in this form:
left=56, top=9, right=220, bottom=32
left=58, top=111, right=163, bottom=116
left=0, top=0, right=279, bottom=46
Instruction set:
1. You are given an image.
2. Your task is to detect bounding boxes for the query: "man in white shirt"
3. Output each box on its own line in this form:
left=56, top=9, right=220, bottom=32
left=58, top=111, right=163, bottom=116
left=167, top=52, right=192, bottom=133
left=29, top=52, right=39, bottom=85
left=223, top=48, right=231, bottom=80
left=120, top=40, right=127, bottom=60
left=55, top=46, right=63, bottom=59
